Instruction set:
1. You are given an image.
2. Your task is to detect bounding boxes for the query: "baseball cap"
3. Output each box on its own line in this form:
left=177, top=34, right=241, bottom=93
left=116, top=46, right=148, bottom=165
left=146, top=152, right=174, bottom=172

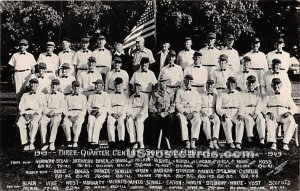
left=46, top=41, right=55, bottom=47
left=81, top=37, right=90, bottom=43
left=208, top=32, right=216, bottom=39
left=114, top=77, right=123, bottom=85
left=243, top=56, right=251, bottom=62
left=29, top=78, right=39, bottom=84
left=219, top=54, right=228, bottom=61
left=19, top=39, right=28, bottom=45
left=193, top=51, right=202, bottom=57
left=61, top=63, right=71, bottom=69
left=272, top=58, right=281, bottom=64
left=51, top=79, right=60, bottom=85
left=184, top=74, right=193, bottom=80
left=276, top=38, right=284, bottom=43
left=113, top=57, right=122, bottom=63
left=92, top=79, right=104, bottom=85
left=98, top=35, right=106, bottom=40
left=272, top=78, right=281, bottom=84
left=246, top=75, right=256, bottom=83
left=72, top=80, right=80, bottom=87
left=252, top=38, right=260, bottom=44
left=62, top=37, right=71, bottom=42
left=88, top=56, right=96, bottom=62
left=140, top=57, right=150, bottom=64
left=207, top=79, right=215, bottom=84
left=38, top=62, right=47, bottom=69
left=169, top=50, right=176, bottom=56
left=227, top=76, right=237, bottom=83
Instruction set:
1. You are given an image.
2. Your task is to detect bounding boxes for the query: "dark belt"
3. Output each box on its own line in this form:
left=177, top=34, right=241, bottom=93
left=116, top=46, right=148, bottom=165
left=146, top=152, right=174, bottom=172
left=202, top=106, right=214, bottom=108
left=77, top=68, right=88, bottom=70
left=45, top=71, right=53, bottom=73
left=249, top=68, right=264, bottom=70
left=168, top=85, right=180, bottom=88
left=69, top=109, right=82, bottom=111
left=92, top=107, right=99, bottom=109
left=192, top=85, right=204, bottom=87
left=246, top=105, right=257, bottom=107
left=216, top=87, right=226, bottom=90
left=25, top=108, right=33, bottom=111
left=15, top=69, right=30, bottom=72
left=203, top=65, right=217, bottom=67
left=222, top=107, right=238, bottom=109
left=268, top=105, right=289, bottom=109
left=96, top=65, right=107, bottom=68
left=112, top=104, right=123, bottom=107
left=134, top=106, right=143, bottom=108
left=141, top=91, right=151, bottom=94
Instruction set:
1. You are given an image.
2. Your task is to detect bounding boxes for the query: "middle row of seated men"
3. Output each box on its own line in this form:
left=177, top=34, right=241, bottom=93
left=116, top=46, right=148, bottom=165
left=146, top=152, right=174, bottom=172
left=18, top=57, right=297, bottom=152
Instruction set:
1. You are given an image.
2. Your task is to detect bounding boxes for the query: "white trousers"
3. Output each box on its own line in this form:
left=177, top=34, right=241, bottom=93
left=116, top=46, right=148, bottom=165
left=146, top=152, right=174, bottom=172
left=87, top=114, right=107, bottom=143
left=222, top=116, right=244, bottom=144
left=107, top=115, right=126, bottom=142
left=201, top=115, right=220, bottom=140
left=39, top=115, right=62, bottom=144
left=14, top=70, right=31, bottom=100
left=178, top=113, right=201, bottom=141
left=244, top=113, right=265, bottom=139
left=17, top=114, right=41, bottom=145
left=126, top=114, right=148, bottom=143
left=62, top=116, right=85, bottom=142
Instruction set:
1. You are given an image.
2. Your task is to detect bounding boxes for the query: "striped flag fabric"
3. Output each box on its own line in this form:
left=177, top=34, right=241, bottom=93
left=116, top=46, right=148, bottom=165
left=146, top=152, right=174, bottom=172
left=123, top=0, right=155, bottom=49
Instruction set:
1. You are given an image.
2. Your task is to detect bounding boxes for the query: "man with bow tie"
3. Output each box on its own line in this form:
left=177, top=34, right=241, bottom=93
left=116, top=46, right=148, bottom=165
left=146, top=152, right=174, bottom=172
left=58, top=63, right=76, bottom=95
left=199, top=80, right=220, bottom=149
left=130, top=57, right=157, bottom=97
left=26, top=62, right=51, bottom=94
left=175, top=75, right=202, bottom=149
left=37, top=41, right=59, bottom=80
left=267, top=38, right=291, bottom=72
left=199, top=32, right=221, bottom=77
left=62, top=80, right=87, bottom=148
left=262, top=78, right=297, bottom=151
left=149, top=74, right=175, bottom=149
left=58, top=38, right=76, bottom=76
left=126, top=81, right=148, bottom=149
left=184, top=51, right=208, bottom=94
left=241, top=75, right=266, bottom=145
left=107, top=77, right=128, bottom=148
left=92, top=35, right=112, bottom=79
left=177, top=37, right=196, bottom=70
left=8, top=39, right=36, bottom=101
left=39, top=79, right=65, bottom=151
left=73, top=37, right=93, bottom=80
left=78, top=56, right=103, bottom=96
left=158, top=50, right=183, bottom=93
left=221, top=34, right=241, bottom=73
left=17, top=78, right=45, bottom=151
left=112, top=42, right=130, bottom=75
left=86, top=79, right=110, bottom=150
left=211, top=54, right=234, bottom=93
left=216, top=77, right=245, bottom=149
left=244, top=38, right=268, bottom=82
left=261, top=58, right=291, bottom=95
left=235, top=56, right=259, bottom=92
left=105, top=57, right=129, bottom=96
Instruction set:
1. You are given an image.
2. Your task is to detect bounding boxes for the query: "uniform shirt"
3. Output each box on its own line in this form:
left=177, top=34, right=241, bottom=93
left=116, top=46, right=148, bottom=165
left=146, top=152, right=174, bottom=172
left=78, top=71, right=102, bottom=92
left=158, top=64, right=183, bottom=87
left=240, top=90, right=263, bottom=115
left=184, top=64, right=208, bottom=86
left=244, top=50, right=268, bottom=70
left=175, top=87, right=201, bottom=113
left=127, top=93, right=148, bottom=116
left=221, top=47, right=241, bottom=72
left=235, top=70, right=259, bottom=92
left=9, top=51, right=36, bottom=70
left=266, top=50, right=291, bottom=71
left=131, top=47, right=155, bottom=66
left=92, top=48, right=112, bottom=69
left=27, top=74, right=51, bottom=94
left=199, top=46, right=221, bottom=67
left=43, top=91, right=65, bottom=114
left=59, top=49, right=76, bottom=75
left=72, top=49, right=93, bottom=70
left=216, top=90, right=243, bottom=117
left=105, top=69, right=129, bottom=92
left=261, top=70, right=291, bottom=95
left=177, top=49, right=195, bottom=69
left=58, top=75, right=76, bottom=94
left=109, top=92, right=128, bottom=115
left=63, top=93, right=87, bottom=116
left=262, top=92, right=297, bottom=117
left=19, top=91, right=45, bottom=115
left=200, top=92, right=217, bottom=116
left=157, top=50, right=169, bottom=69
left=87, top=91, right=110, bottom=115
left=211, top=68, right=234, bottom=89
left=149, top=88, right=175, bottom=113
left=37, top=52, right=59, bottom=74
left=130, top=69, right=157, bottom=93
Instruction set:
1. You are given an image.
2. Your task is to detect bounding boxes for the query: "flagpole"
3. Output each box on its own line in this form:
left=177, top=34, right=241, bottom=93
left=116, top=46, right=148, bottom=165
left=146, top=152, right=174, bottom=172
left=153, top=0, right=157, bottom=47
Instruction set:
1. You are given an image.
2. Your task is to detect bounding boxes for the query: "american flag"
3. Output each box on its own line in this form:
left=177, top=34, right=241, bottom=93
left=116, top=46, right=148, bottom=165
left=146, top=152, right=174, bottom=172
left=123, top=0, right=155, bottom=49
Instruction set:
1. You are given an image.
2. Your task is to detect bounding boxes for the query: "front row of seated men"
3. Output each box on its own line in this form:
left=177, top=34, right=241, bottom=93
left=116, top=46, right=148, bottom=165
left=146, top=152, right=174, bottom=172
left=17, top=72, right=297, bottom=151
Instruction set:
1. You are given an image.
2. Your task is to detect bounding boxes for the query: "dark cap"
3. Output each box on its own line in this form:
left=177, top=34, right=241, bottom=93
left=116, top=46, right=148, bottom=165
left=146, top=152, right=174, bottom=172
left=38, top=62, right=47, bottom=69
left=46, top=41, right=55, bottom=47
left=88, top=56, right=96, bottom=62
left=114, top=77, right=123, bottom=85
left=252, top=38, right=260, bottom=44
left=208, top=32, right=216, bottom=39
left=140, top=57, right=150, bottom=64
left=193, top=51, right=202, bottom=57
left=185, top=37, right=192, bottom=41
left=184, top=74, right=193, bottom=80
left=227, top=76, right=237, bottom=83
left=81, top=37, right=90, bottom=43
left=272, top=58, right=281, bottom=64
left=29, top=78, right=39, bottom=84
left=19, top=39, right=28, bottom=45
left=272, top=78, right=281, bottom=84
left=62, top=37, right=71, bottom=42
left=226, top=34, right=234, bottom=40
left=207, top=79, right=215, bottom=84
left=276, top=38, right=284, bottom=43
left=246, top=75, right=256, bottom=83
left=169, top=50, right=176, bottom=56
left=72, top=80, right=80, bottom=87
left=219, top=54, right=228, bottom=61
left=92, top=79, right=104, bottom=85
left=98, top=35, right=106, bottom=39
left=51, top=79, right=60, bottom=85
left=243, top=56, right=251, bottom=62
left=113, top=57, right=122, bottom=63
left=134, top=80, right=142, bottom=86
left=61, top=63, right=70, bottom=69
